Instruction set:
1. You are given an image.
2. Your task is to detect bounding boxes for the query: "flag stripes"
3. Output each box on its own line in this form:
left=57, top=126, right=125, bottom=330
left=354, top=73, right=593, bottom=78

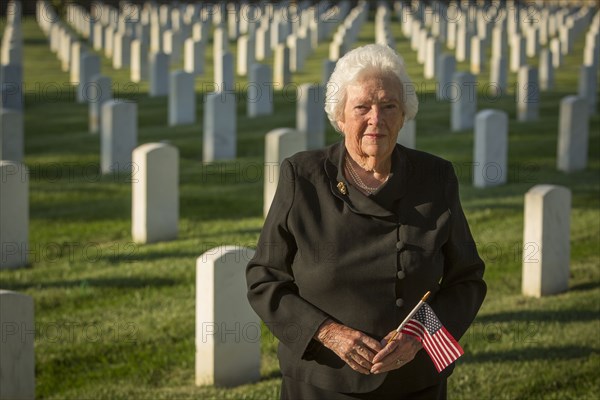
left=400, top=303, right=464, bottom=372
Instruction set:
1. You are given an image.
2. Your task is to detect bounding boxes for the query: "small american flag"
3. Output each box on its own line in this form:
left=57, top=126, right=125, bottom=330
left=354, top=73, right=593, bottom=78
left=400, top=303, right=464, bottom=372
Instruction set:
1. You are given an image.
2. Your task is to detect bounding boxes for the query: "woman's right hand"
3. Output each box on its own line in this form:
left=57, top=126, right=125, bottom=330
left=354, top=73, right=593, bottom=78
left=314, top=319, right=383, bottom=375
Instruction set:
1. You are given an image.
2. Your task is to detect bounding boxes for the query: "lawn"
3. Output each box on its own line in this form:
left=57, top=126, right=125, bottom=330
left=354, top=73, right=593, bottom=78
left=1, top=7, right=599, bottom=400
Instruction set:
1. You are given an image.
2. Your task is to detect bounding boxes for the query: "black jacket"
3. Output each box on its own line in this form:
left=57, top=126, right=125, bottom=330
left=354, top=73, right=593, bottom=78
left=246, top=141, right=486, bottom=393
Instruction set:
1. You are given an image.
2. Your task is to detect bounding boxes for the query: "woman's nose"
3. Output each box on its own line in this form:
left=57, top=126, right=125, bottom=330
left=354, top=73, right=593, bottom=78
left=368, top=107, right=380, bottom=125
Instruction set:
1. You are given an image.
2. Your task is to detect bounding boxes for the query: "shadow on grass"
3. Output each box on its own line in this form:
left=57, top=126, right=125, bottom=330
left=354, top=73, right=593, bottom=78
left=24, top=38, right=49, bottom=45
left=2, top=276, right=179, bottom=291
left=462, top=345, right=596, bottom=364
left=102, top=249, right=204, bottom=263
left=476, top=308, right=599, bottom=324
left=570, top=281, right=600, bottom=292
left=260, top=370, right=283, bottom=381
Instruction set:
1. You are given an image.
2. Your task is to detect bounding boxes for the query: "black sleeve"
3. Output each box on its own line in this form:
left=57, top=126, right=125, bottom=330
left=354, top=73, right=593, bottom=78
left=430, top=162, right=487, bottom=340
left=246, top=159, right=330, bottom=359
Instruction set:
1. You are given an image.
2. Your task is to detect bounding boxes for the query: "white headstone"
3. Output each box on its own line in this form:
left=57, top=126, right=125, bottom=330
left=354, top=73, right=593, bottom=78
left=93, top=22, right=104, bottom=50
left=104, top=25, right=115, bottom=57
left=88, top=74, right=112, bottom=134
left=417, top=30, right=429, bottom=65
left=322, top=59, right=336, bottom=86
left=237, top=35, right=255, bottom=76
left=101, top=100, right=137, bottom=174
left=526, top=27, right=539, bottom=58
left=213, top=26, right=229, bottom=59
left=437, top=53, right=456, bottom=101
left=0, top=64, right=23, bottom=111
left=131, top=39, right=148, bottom=82
left=214, top=51, right=234, bottom=92
left=169, top=70, right=196, bottom=126
left=397, top=119, right=416, bottom=149
left=473, top=109, right=508, bottom=188
left=184, top=38, right=205, bottom=75
left=491, top=25, right=507, bottom=59
left=149, top=51, right=169, bottom=97
left=203, top=92, right=236, bottom=162
left=132, top=143, right=179, bottom=244
left=150, top=19, right=162, bottom=53
left=287, top=35, right=302, bottom=72
left=522, top=185, right=571, bottom=297
left=559, top=25, right=573, bottom=55
left=163, top=29, right=182, bottom=66
left=112, top=32, right=131, bottom=69
left=470, top=36, right=485, bottom=75
left=424, top=37, right=440, bottom=79
left=510, top=35, right=526, bottom=73
left=578, top=65, right=598, bottom=115
left=273, top=44, right=290, bottom=90
left=247, top=64, right=273, bottom=117
left=455, top=21, right=470, bottom=62
left=0, top=108, right=23, bottom=162
left=255, top=26, right=271, bottom=61
left=557, top=96, right=589, bottom=173
left=69, top=41, right=83, bottom=85
left=296, top=84, right=325, bottom=150
left=450, top=72, right=477, bottom=131
left=77, top=53, right=100, bottom=103
left=550, top=38, right=562, bottom=68
left=489, top=55, right=507, bottom=97
left=0, top=161, right=28, bottom=269
left=517, top=66, right=539, bottom=122
left=60, top=33, right=72, bottom=72
left=539, top=48, right=554, bottom=91
left=263, top=128, right=306, bottom=216
left=0, top=290, right=35, bottom=399
left=195, top=246, right=260, bottom=387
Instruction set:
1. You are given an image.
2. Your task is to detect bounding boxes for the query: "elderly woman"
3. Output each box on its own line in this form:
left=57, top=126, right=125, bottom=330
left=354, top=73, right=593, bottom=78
left=246, top=44, right=486, bottom=399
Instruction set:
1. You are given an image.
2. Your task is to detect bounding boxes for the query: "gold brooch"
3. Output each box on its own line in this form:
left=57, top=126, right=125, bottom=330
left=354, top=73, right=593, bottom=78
left=337, top=181, right=347, bottom=195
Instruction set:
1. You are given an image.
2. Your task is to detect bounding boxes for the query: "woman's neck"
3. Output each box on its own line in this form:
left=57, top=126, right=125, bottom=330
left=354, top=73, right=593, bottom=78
left=346, top=152, right=391, bottom=182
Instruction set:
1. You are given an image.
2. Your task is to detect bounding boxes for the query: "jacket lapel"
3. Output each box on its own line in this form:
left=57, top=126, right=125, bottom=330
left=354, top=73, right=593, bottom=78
left=324, top=141, right=411, bottom=218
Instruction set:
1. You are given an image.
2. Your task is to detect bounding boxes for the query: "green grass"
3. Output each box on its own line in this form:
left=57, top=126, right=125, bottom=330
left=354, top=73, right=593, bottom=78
left=1, top=11, right=599, bottom=400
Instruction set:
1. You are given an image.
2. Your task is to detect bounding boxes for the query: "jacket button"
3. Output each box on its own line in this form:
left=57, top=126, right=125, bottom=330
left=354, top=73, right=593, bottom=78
left=396, top=241, right=402, bottom=250
left=397, top=270, right=405, bottom=280
left=395, top=298, right=404, bottom=307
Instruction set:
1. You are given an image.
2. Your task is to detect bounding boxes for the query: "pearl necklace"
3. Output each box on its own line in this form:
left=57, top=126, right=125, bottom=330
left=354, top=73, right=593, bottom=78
left=344, top=155, right=387, bottom=194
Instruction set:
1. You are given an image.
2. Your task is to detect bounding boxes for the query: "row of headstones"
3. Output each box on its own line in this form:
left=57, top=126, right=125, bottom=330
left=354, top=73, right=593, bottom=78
left=33, top=2, right=328, bottom=152
left=0, top=82, right=327, bottom=269
left=451, top=70, right=591, bottom=186
left=61, top=0, right=343, bottom=85
left=86, top=73, right=324, bottom=161
left=1, top=0, right=24, bottom=113
left=471, top=94, right=589, bottom=190
left=78, top=0, right=349, bottom=94
left=1, top=170, right=572, bottom=397
left=449, top=62, right=596, bottom=125
left=0, top=141, right=176, bottom=271
left=398, top=0, right=595, bottom=56
left=395, top=0, right=599, bottom=90
left=36, top=0, right=340, bottom=136
left=67, top=0, right=340, bottom=55
left=0, top=1, right=24, bottom=165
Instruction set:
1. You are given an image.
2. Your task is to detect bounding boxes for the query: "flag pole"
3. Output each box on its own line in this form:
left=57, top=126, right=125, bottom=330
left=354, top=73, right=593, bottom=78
left=388, top=291, right=431, bottom=343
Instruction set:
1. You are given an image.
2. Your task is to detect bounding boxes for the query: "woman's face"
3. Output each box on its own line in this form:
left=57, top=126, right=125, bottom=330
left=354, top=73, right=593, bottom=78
left=337, top=71, right=405, bottom=165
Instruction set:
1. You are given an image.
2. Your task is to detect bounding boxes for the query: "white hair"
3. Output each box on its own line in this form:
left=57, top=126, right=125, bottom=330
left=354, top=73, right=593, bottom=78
left=324, top=44, right=419, bottom=132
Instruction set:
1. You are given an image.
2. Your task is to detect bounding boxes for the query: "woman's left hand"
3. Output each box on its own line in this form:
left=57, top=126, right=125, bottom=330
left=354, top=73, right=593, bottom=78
left=369, top=332, right=422, bottom=374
